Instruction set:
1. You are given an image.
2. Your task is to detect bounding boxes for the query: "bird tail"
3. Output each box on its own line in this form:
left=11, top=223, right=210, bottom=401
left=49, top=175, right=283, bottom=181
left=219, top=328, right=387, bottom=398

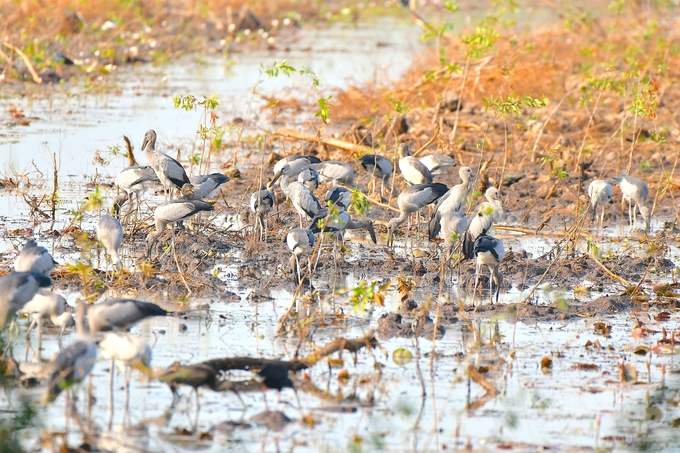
left=428, top=211, right=441, bottom=240
left=462, top=231, right=474, bottom=261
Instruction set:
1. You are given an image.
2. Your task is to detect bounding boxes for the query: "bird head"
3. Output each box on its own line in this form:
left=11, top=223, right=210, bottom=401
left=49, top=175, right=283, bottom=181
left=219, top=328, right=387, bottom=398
left=141, top=129, right=157, bottom=152
left=398, top=143, right=411, bottom=157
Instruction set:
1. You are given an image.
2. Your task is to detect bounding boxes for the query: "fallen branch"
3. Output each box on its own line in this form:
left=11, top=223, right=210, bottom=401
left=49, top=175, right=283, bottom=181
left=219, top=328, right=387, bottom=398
left=575, top=243, right=632, bottom=288
left=202, top=356, right=309, bottom=372
left=412, top=125, right=441, bottom=157
left=304, top=329, right=381, bottom=364
left=273, top=128, right=372, bottom=155
left=2, top=42, right=41, bottom=84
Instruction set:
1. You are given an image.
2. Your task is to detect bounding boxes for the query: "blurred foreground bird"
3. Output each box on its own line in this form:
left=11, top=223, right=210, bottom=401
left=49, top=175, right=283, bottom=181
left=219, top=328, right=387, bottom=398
left=257, top=363, right=296, bottom=410
left=141, top=129, right=190, bottom=200
left=472, top=235, right=505, bottom=305
left=45, top=302, right=96, bottom=403
left=19, top=289, right=72, bottom=351
left=87, top=298, right=168, bottom=335
left=158, top=361, right=243, bottom=411
left=0, top=272, right=52, bottom=331
left=15, top=240, right=56, bottom=275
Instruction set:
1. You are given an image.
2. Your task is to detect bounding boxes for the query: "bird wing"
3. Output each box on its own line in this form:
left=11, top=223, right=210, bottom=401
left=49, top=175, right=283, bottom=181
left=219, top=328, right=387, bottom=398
left=156, top=200, right=214, bottom=222
left=159, top=155, right=190, bottom=188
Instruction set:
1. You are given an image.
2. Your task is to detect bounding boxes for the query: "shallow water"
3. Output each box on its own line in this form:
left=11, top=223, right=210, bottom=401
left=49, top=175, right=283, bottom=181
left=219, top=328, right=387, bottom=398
left=1, top=14, right=680, bottom=453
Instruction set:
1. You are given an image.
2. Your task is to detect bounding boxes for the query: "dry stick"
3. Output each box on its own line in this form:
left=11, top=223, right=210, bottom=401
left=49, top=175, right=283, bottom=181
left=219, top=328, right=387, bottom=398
left=412, top=126, right=441, bottom=158
left=273, top=128, right=373, bottom=155
left=449, top=54, right=471, bottom=142
left=530, top=91, right=572, bottom=160
left=574, top=243, right=632, bottom=288
left=366, top=196, right=400, bottom=214
left=2, top=42, right=41, bottom=84
left=51, top=153, right=58, bottom=221
left=574, top=86, right=604, bottom=172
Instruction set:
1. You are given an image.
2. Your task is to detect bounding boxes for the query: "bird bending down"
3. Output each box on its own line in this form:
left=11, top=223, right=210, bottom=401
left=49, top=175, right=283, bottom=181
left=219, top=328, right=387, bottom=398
left=387, top=183, right=448, bottom=247
left=15, top=240, right=57, bottom=275
left=587, top=179, right=613, bottom=231
left=428, top=166, right=478, bottom=239
left=273, top=155, right=321, bottom=179
left=141, top=129, right=190, bottom=200
left=97, top=214, right=124, bottom=270
left=358, top=154, right=393, bottom=196
left=45, top=302, right=97, bottom=403
left=189, top=173, right=230, bottom=199
left=0, top=272, right=52, bottom=331
left=87, top=298, right=168, bottom=335
left=113, top=165, right=159, bottom=218
left=461, top=187, right=506, bottom=260
left=272, top=164, right=322, bottom=227
left=287, top=228, right=315, bottom=287
left=611, top=172, right=650, bottom=231
left=250, top=188, right=275, bottom=241
left=398, top=143, right=433, bottom=185
left=308, top=161, right=356, bottom=186
left=472, top=235, right=505, bottom=305
left=146, top=197, right=215, bottom=257
left=297, top=168, right=320, bottom=191
left=419, top=154, right=456, bottom=176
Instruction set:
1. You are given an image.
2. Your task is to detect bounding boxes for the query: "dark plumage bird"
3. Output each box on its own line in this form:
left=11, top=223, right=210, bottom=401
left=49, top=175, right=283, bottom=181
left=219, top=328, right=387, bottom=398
left=258, top=363, right=294, bottom=391
left=87, top=298, right=168, bottom=334
left=15, top=240, right=57, bottom=276
left=472, top=235, right=505, bottom=305
left=158, top=362, right=241, bottom=408
left=0, top=272, right=52, bottom=330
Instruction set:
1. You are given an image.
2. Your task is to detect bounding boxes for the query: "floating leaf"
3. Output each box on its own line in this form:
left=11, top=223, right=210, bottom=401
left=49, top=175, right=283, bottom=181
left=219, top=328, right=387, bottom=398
left=393, top=348, right=413, bottom=365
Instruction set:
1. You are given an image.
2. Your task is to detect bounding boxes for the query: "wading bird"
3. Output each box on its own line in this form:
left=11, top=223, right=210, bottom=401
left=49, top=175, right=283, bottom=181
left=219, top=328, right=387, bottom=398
left=611, top=172, right=650, bottom=231
left=461, top=187, right=505, bottom=260
left=428, top=167, right=477, bottom=239
left=45, top=302, right=96, bottom=403
left=141, top=129, right=190, bottom=200
left=325, top=186, right=352, bottom=210
left=310, top=209, right=377, bottom=244
left=87, top=298, right=168, bottom=335
left=587, top=179, right=613, bottom=231
left=472, top=235, right=505, bottom=305
left=440, top=211, right=467, bottom=259
left=297, top=168, right=320, bottom=192
left=419, top=154, right=456, bottom=176
left=19, top=289, right=72, bottom=350
left=97, top=214, right=123, bottom=270
left=0, top=272, right=52, bottom=331
left=273, top=155, right=321, bottom=179
left=146, top=196, right=215, bottom=257
left=250, top=188, right=275, bottom=241
left=398, top=144, right=432, bottom=186
left=113, top=165, right=159, bottom=218
left=272, top=164, right=322, bottom=227
left=15, top=240, right=57, bottom=275
left=189, top=173, right=230, bottom=199
left=387, top=183, right=448, bottom=247
left=358, top=154, right=393, bottom=196
left=287, top=228, right=315, bottom=287
left=308, top=161, right=355, bottom=186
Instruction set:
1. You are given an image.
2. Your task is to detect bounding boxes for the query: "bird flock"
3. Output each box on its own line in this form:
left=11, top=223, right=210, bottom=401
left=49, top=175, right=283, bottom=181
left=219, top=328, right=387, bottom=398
left=0, top=127, right=653, bottom=424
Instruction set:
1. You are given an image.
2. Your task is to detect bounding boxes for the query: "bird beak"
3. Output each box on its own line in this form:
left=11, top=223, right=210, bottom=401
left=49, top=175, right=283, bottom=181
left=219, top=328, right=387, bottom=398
left=271, top=170, right=283, bottom=186
left=366, top=222, right=377, bottom=244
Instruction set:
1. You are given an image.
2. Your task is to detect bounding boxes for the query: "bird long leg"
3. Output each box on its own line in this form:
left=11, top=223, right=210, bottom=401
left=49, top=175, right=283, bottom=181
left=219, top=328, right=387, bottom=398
left=108, top=359, right=115, bottom=430
left=308, top=256, right=314, bottom=294
left=262, top=387, right=270, bottom=412
left=599, top=207, right=605, bottom=234
left=295, top=255, right=302, bottom=286
left=37, top=319, right=43, bottom=354
left=473, top=262, right=481, bottom=307
left=124, top=366, right=132, bottom=427
left=488, top=265, right=494, bottom=304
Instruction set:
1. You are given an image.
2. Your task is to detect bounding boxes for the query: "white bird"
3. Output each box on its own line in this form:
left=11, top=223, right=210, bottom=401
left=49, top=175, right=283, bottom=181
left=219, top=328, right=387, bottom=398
left=250, top=188, right=275, bottom=241
left=297, top=168, right=320, bottom=191
left=287, top=228, right=315, bottom=287
left=98, top=332, right=152, bottom=413
left=440, top=211, right=467, bottom=259
left=190, top=173, right=230, bottom=199
left=15, top=240, right=57, bottom=275
left=611, top=172, right=650, bottom=231
left=146, top=197, right=215, bottom=257
left=141, top=129, right=190, bottom=200
left=418, top=154, right=456, bottom=176
left=97, top=214, right=123, bottom=270
left=325, top=186, right=352, bottom=210
left=359, top=154, right=393, bottom=196
left=428, top=166, right=478, bottom=239
left=273, top=155, right=321, bottom=179
left=387, top=183, right=448, bottom=247
left=587, top=179, right=613, bottom=231
left=310, top=209, right=377, bottom=244
left=112, top=165, right=159, bottom=218
left=88, top=298, right=168, bottom=335
left=461, top=187, right=506, bottom=260
left=0, top=272, right=52, bottom=331
left=19, top=289, right=72, bottom=350
left=308, top=161, right=355, bottom=186
left=472, top=235, right=505, bottom=305
left=398, top=144, right=433, bottom=186
left=45, top=301, right=96, bottom=403
left=272, top=164, right=322, bottom=227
